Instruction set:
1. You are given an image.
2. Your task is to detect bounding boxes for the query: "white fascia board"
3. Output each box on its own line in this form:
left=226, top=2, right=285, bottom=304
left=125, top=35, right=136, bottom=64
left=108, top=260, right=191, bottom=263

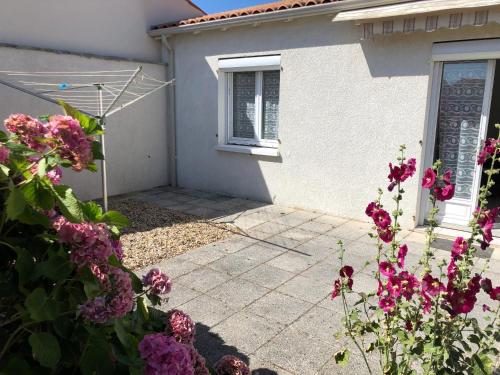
left=218, top=55, right=281, bottom=72
left=432, top=39, right=500, bottom=61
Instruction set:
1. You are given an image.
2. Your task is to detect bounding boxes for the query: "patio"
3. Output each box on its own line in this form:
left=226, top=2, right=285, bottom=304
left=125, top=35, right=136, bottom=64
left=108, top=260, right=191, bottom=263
left=125, top=186, right=500, bottom=375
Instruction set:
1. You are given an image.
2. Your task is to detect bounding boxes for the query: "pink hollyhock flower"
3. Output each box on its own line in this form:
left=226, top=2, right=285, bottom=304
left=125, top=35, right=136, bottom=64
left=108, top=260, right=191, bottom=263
left=377, top=227, right=394, bottom=243
left=422, top=168, right=436, bottom=189
left=185, top=345, right=209, bottom=375
left=404, top=158, right=417, bottom=180
left=442, top=170, right=453, bottom=184
left=166, top=309, right=196, bottom=344
left=4, top=113, right=48, bottom=152
left=143, top=268, right=172, bottom=295
left=377, top=280, right=384, bottom=296
left=447, top=258, right=458, bottom=281
left=378, top=296, right=396, bottom=313
left=399, top=271, right=420, bottom=300
left=339, top=265, right=354, bottom=279
left=379, top=261, right=396, bottom=277
left=467, top=274, right=482, bottom=294
left=421, top=274, right=445, bottom=297
left=372, top=208, right=391, bottom=229
left=78, top=296, right=110, bottom=324
left=475, top=207, right=499, bottom=249
left=490, top=287, right=500, bottom=301
left=46, top=167, right=62, bottom=185
left=397, top=244, right=408, bottom=268
left=477, top=138, right=499, bottom=165
left=0, top=145, right=10, bottom=164
left=214, top=355, right=250, bottom=375
left=331, top=279, right=341, bottom=300
left=365, top=201, right=379, bottom=217
left=421, top=292, right=432, bottom=314
left=46, top=115, right=94, bottom=171
left=448, top=289, right=477, bottom=315
left=451, top=237, right=468, bottom=259
left=387, top=276, right=401, bottom=298
left=139, top=333, right=194, bottom=375
left=434, top=184, right=455, bottom=201
left=481, top=278, right=493, bottom=294
left=387, top=158, right=417, bottom=191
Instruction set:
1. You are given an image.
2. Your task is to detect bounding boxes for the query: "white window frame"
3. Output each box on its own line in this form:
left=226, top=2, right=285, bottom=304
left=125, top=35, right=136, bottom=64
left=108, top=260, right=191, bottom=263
left=217, top=55, right=281, bottom=153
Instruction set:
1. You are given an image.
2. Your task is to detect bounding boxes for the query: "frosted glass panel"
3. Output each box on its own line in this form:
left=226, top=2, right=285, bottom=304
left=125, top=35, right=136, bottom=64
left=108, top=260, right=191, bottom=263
left=233, top=72, right=256, bottom=139
left=262, top=71, right=280, bottom=140
left=436, top=61, right=487, bottom=199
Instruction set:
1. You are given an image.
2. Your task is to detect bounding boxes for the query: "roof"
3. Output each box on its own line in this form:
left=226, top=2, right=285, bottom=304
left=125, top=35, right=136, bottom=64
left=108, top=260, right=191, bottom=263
left=184, top=0, right=206, bottom=15
left=152, top=0, right=342, bottom=30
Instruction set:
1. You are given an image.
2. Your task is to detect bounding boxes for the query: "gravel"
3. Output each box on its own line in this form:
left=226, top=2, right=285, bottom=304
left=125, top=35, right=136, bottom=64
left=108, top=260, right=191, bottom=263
left=110, top=198, right=236, bottom=270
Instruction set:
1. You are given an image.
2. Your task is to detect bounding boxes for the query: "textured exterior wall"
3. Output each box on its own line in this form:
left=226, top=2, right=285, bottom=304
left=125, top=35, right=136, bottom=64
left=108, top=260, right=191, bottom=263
left=0, top=46, right=169, bottom=201
left=0, top=0, right=203, bottom=61
left=172, top=16, right=500, bottom=228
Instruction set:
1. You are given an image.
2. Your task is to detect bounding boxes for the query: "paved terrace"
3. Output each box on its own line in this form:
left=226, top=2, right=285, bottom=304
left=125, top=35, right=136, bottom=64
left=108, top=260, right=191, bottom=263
left=126, top=187, right=499, bottom=375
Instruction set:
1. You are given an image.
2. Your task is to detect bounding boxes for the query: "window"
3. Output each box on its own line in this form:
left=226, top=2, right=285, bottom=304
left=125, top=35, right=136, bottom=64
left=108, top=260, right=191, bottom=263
left=217, top=55, right=281, bottom=153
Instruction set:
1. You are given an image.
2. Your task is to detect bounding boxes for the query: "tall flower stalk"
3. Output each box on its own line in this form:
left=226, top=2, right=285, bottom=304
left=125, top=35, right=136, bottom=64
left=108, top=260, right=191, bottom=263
left=332, top=133, right=500, bottom=374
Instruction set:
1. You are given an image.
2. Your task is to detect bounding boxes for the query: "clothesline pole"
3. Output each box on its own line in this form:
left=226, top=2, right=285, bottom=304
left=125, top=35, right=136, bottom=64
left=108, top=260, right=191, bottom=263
left=97, top=84, right=109, bottom=212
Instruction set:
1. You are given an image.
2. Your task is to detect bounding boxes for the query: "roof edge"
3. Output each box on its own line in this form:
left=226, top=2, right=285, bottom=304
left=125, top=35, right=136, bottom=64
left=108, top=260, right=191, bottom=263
left=184, top=0, right=206, bottom=15
left=149, top=0, right=413, bottom=36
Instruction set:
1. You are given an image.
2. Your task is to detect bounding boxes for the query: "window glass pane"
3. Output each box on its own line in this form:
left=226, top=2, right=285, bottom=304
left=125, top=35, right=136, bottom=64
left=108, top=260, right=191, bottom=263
left=435, top=61, right=487, bottom=199
left=262, top=71, right=280, bottom=140
left=232, top=72, right=256, bottom=139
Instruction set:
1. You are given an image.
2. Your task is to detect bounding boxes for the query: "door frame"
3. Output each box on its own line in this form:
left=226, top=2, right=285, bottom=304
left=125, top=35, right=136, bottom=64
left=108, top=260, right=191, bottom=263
left=417, top=39, right=500, bottom=227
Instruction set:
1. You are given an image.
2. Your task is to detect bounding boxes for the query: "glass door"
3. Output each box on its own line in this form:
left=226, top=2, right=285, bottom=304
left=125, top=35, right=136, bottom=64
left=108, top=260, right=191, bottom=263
left=428, top=60, right=496, bottom=226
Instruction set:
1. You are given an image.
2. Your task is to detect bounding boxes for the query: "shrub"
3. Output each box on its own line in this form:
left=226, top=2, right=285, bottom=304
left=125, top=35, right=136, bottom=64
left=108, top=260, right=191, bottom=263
left=0, top=107, right=249, bottom=375
left=333, top=140, right=500, bottom=374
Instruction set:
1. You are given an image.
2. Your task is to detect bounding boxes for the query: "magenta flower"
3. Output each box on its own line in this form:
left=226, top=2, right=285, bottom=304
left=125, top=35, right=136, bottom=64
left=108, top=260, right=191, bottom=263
left=421, top=292, right=432, bottom=314
left=477, top=138, right=499, bottom=165
left=111, top=239, right=124, bottom=261
left=339, top=265, right=354, bottom=278
left=365, top=201, right=379, bottom=217
left=422, top=168, right=436, bottom=189
left=4, top=113, right=48, bottom=152
left=78, top=296, right=110, bottom=324
left=377, top=227, right=394, bottom=243
left=214, top=355, right=250, bottom=375
left=447, top=258, right=458, bottom=281
left=434, top=184, right=455, bottom=201
left=421, top=274, right=445, bottom=297
left=143, top=268, right=172, bottom=295
left=372, top=208, right=391, bottom=229
left=166, top=309, right=196, bottom=344
left=185, top=344, right=209, bottom=375
left=399, top=271, right=420, bottom=300
left=475, top=207, right=499, bottom=250
left=397, top=244, right=408, bottom=268
left=448, top=289, right=477, bottom=315
left=442, top=170, right=452, bottom=184
left=490, top=287, right=500, bottom=301
left=483, top=304, right=491, bottom=312
left=387, top=276, right=401, bottom=298
left=46, top=167, right=62, bottom=185
left=0, top=145, right=10, bottom=164
left=481, top=278, right=493, bottom=294
left=107, top=267, right=134, bottom=318
left=139, top=333, right=194, bottom=375
left=331, top=265, right=354, bottom=299
left=331, top=279, right=342, bottom=300
left=451, top=237, right=468, bottom=259
left=378, top=296, right=396, bottom=313
left=379, top=261, right=396, bottom=277
left=387, top=158, right=416, bottom=191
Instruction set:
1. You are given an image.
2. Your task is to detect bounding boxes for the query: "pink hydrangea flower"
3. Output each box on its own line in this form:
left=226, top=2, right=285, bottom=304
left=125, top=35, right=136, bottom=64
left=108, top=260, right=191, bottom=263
left=139, top=333, right=194, bottom=375
left=4, top=113, right=48, bottom=152
left=107, top=267, right=134, bottom=318
left=166, top=309, right=196, bottom=344
left=111, top=239, right=124, bottom=261
left=186, top=344, right=209, bottom=375
left=214, top=355, right=250, bottom=375
left=78, top=296, right=110, bottom=324
left=397, top=244, right=408, bottom=268
left=421, top=168, right=436, bottom=189
left=0, top=145, right=10, bottom=164
left=46, top=167, right=62, bottom=184
left=46, top=115, right=94, bottom=171
left=52, top=216, right=114, bottom=267
left=143, top=268, right=172, bottom=295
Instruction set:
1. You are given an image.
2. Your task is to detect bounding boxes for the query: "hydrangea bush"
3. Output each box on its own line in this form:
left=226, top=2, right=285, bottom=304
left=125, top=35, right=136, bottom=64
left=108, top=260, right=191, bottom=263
left=333, top=138, right=500, bottom=374
left=0, top=107, right=249, bottom=375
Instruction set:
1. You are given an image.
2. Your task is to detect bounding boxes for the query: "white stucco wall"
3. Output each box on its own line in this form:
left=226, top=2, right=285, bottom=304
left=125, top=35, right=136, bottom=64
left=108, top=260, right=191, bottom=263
left=172, top=16, right=500, bottom=228
left=0, top=0, right=203, bottom=61
left=0, top=46, right=169, bottom=201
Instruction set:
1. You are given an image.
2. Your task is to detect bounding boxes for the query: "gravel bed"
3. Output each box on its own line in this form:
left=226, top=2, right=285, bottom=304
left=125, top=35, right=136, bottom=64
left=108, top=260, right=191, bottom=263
left=110, top=198, right=235, bottom=270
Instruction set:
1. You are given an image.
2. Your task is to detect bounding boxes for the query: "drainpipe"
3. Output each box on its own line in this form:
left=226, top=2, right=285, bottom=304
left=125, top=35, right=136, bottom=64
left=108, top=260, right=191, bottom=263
left=161, top=35, right=177, bottom=187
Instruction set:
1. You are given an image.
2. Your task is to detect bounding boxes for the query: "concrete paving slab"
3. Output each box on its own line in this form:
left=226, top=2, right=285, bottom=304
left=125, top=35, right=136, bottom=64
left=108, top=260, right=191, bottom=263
left=276, top=275, right=331, bottom=304
left=179, top=294, right=237, bottom=328
left=208, top=278, right=270, bottom=309
left=267, top=251, right=318, bottom=273
left=209, top=253, right=265, bottom=276
left=240, top=264, right=296, bottom=289
left=176, top=266, right=231, bottom=293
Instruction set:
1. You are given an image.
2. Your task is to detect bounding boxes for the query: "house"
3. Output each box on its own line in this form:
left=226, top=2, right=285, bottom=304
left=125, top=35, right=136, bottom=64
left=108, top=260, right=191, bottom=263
left=0, top=0, right=203, bottom=199
left=150, top=0, right=500, bottom=229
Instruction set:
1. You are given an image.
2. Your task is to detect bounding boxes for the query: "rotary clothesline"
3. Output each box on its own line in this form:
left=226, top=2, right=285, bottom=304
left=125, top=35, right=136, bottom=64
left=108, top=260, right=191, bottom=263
left=0, top=66, right=173, bottom=211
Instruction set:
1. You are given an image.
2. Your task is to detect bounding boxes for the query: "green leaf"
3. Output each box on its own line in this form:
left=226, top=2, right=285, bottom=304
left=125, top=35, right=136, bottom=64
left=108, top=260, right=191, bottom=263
left=29, top=332, right=61, bottom=369
left=22, top=180, right=54, bottom=210
left=36, top=158, right=47, bottom=177
left=51, top=185, right=83, bottom=223
left=472, top=353, right=493, bottom=375
left=17, top=207, right=51, bottom=227
left=137, top=297, right=149, bottom=321
left=91, top=141, right=104, bottom=160
left=334, top=349, right=350, bottom=367
left=58, top=101, right=102, bottom=136
left=14, top=247, right=35, bottom=285
left=36, top=255, right=73, bottom=281
left=25, top=288, right=57, bottom=322
left=0, top=164, right=10, bottom=180
left=100, top=210, right=130, bottom=229
left=80, top=334, right=114, bottom=375
left=81, top=201, right=103, bottom=221
left=6, top=187, right=26, bottom=220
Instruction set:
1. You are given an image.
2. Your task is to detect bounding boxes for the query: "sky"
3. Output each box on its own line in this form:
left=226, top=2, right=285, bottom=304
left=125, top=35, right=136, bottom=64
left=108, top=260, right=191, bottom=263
left=193, top=0, right=273, bottom=14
